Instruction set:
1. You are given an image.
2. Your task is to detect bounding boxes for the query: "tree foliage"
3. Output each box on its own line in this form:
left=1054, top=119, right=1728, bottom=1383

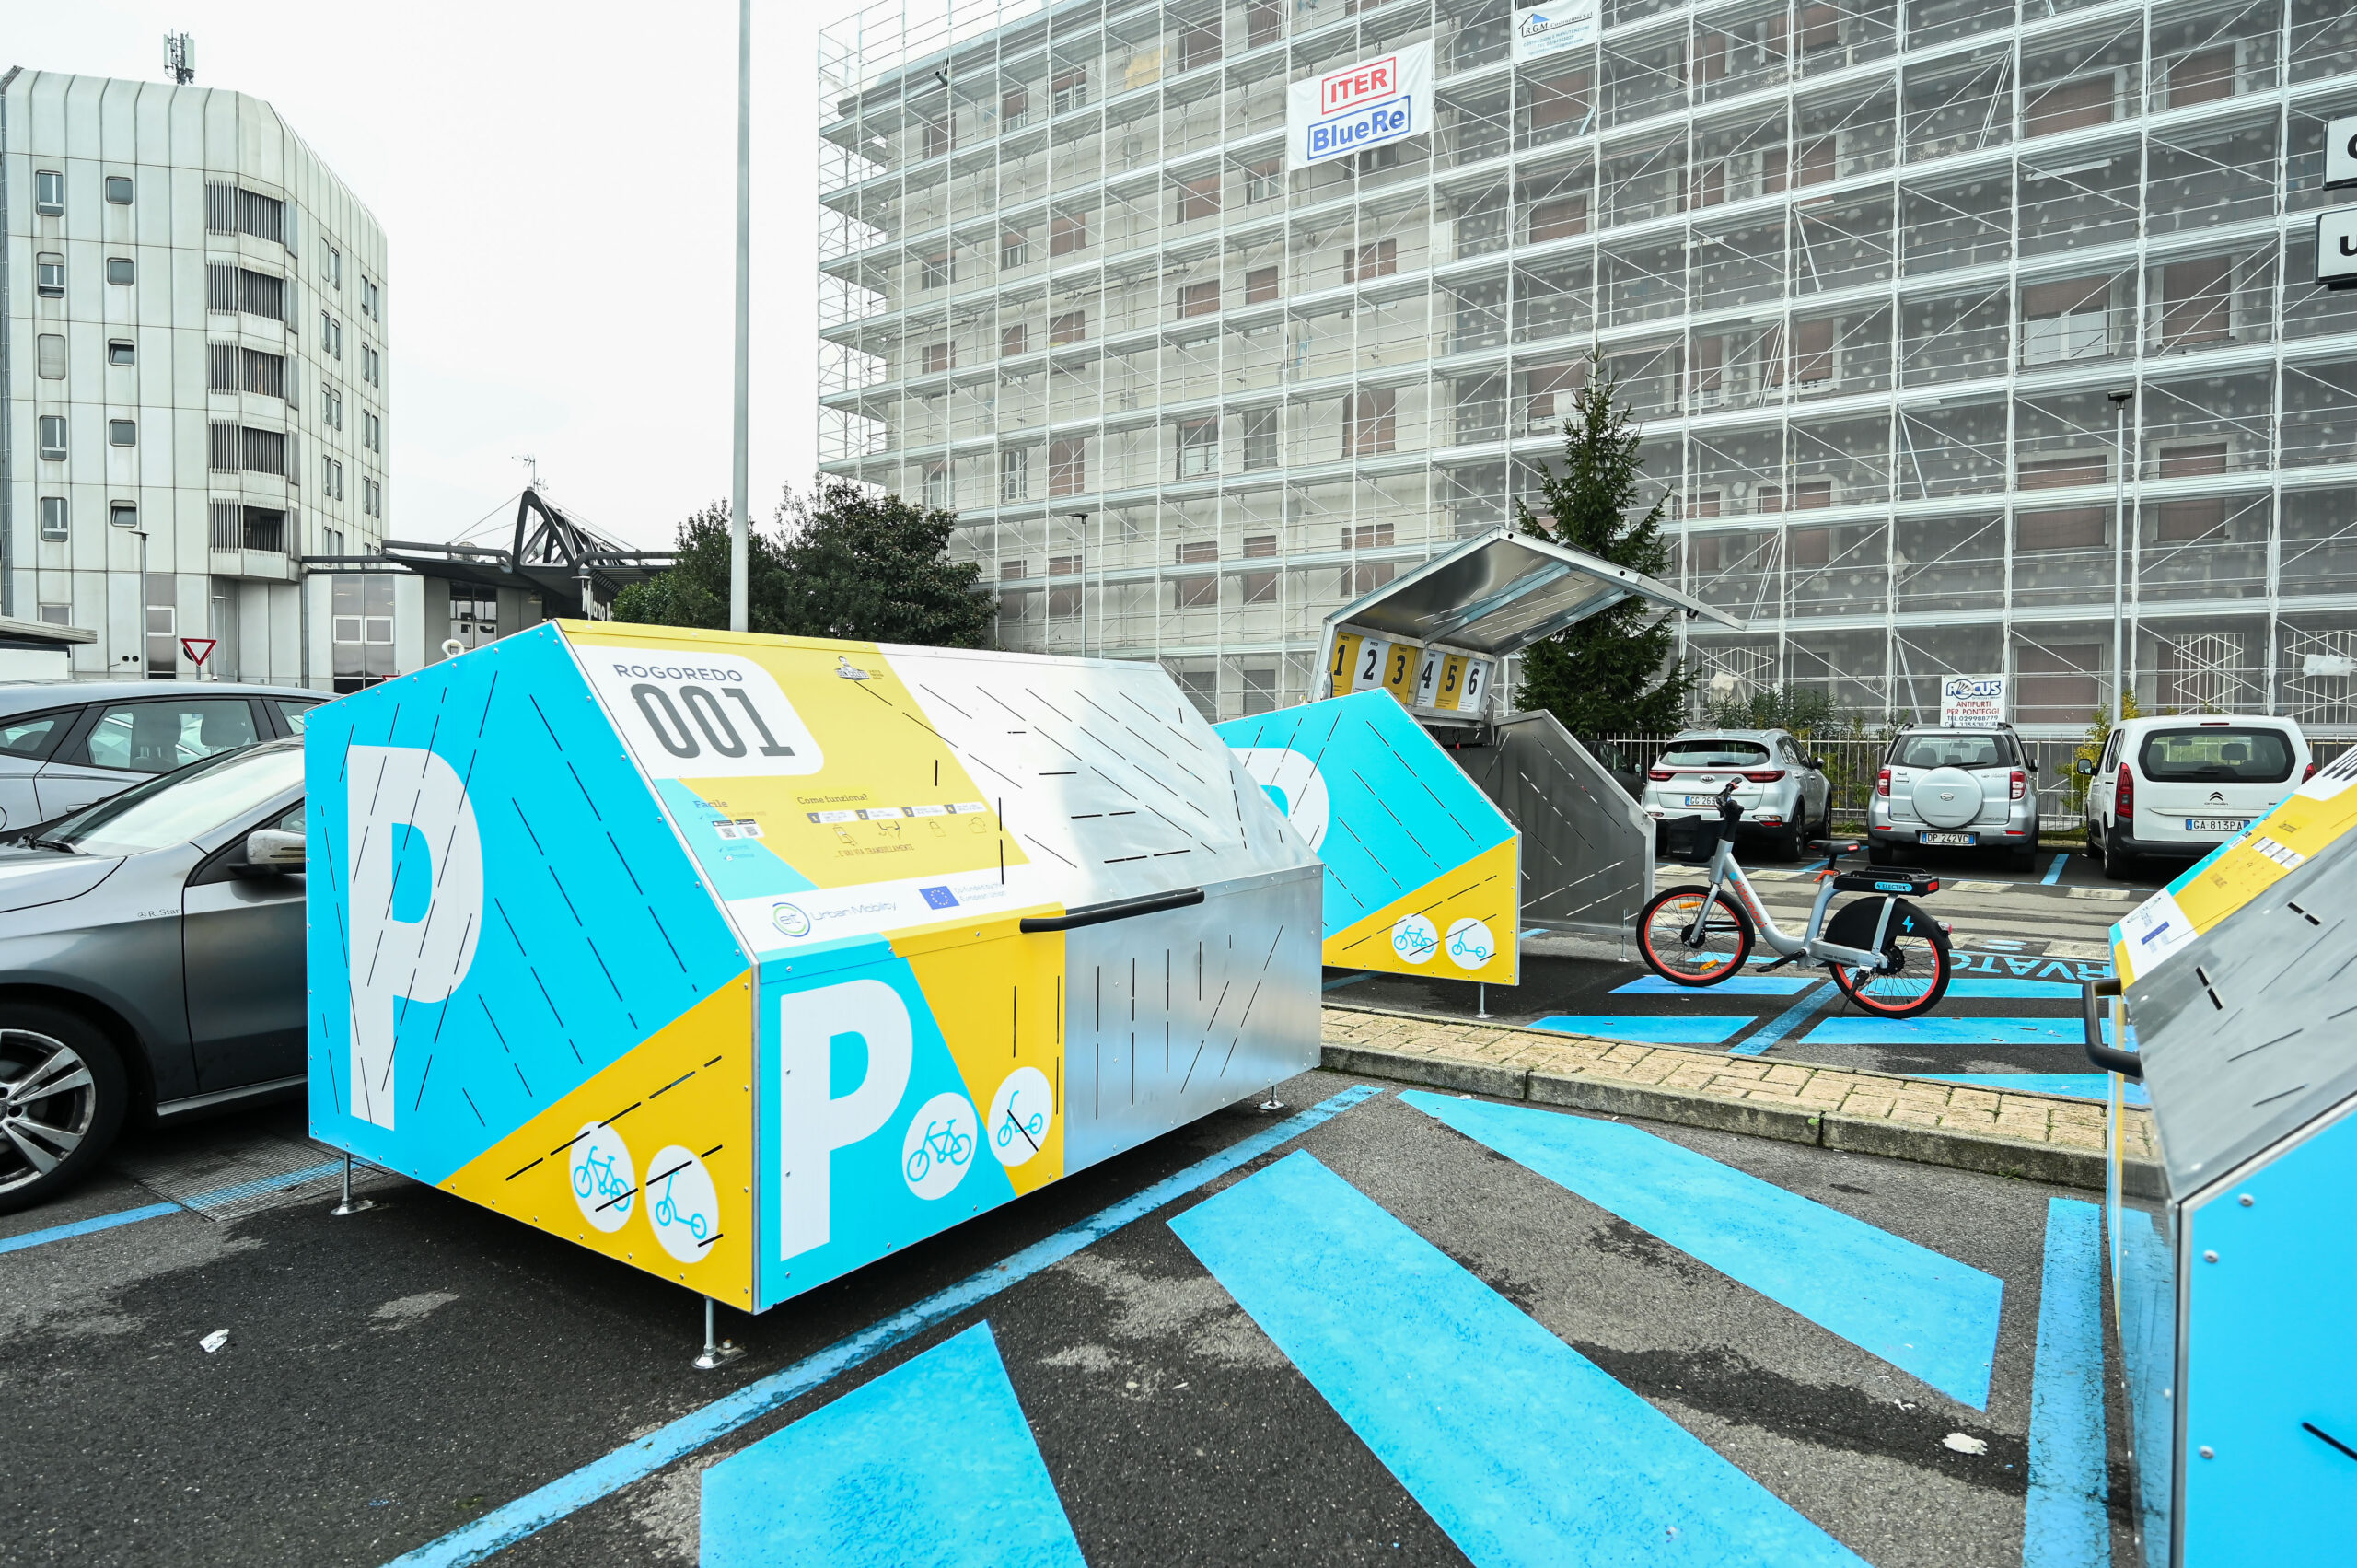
left=611, top=481, right=992, bottom=649
left=1700, top=681, right=1834, bottom=737
left=1512, top=366, right=1696, bottom=737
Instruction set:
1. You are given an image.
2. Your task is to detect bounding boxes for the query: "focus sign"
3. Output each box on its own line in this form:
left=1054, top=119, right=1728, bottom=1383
left=2326, top=114, right=2357, bottom=190
left=1286, top=41, right=1434, bottom=170
left=2318, top=208, right=2357, bottom=293
left=1941, top=674, right=2007, bottom=728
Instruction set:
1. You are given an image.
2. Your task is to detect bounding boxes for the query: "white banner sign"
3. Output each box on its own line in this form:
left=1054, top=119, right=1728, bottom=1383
left=2319, top=209, right=2357, bottom=292
left=1512, top=0, right=1598, bottom=61
left=1941, top=674, right=2008, bottom=729
left=2326, top=114, right=2357, bottom=191
left=1285, top=41, right=1434, bottom=171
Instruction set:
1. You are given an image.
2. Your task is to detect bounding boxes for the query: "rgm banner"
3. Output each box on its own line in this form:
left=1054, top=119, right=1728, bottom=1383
left=1285, top=40, right=1434, bottom=170
left=1941, top=675, right=2008, bottom=728
left=1512, top=0, right=1598, bottom=61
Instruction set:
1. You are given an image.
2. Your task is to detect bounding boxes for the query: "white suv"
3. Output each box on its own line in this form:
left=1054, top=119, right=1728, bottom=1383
left=1643, top=729, right=1830, bottom=862
left=1869, top=724, right=2040, bottom=871
left=2081, top=714, right=2310, bottom=879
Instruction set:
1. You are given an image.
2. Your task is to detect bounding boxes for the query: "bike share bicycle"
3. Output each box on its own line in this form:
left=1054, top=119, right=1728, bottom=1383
left=1638, top=779, right=1954, bottom=1017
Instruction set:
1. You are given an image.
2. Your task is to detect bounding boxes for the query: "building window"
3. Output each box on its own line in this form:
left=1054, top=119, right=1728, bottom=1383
left=38, top=604, right=70, bottom=627
left=363, top=279, right=381, bottom=319
left=208, top=265, right=285, bottom=321
left=1243, top=157, right=1283, bottom=203
left=1178, top=20, right=1222, bottom=71
left=108, top=338, right=136, bottom=366
left=998, top=559, right=1029, bottom=620
left=1343, top=387, right=1397, bottom=456
left=35, top=170, right=64, bottom=215
left=2017, top=454, right=2108, bottom=490
left=110, top=502, right=138, bottom=529
left=205, top=184, right=287, bottom=246
left=209, top=343, right=289, bottom=398
left=321, top=313, right=343, bottom=356
left=1177, top=416, right=1220, bottom=477
left=1175, top=540, right=1220, bottom=606
left=108, top=419, right=137, bottom=447
left=1000, top=230, right=1029, bottom=267
left=1178, top=280, right=1221, bottom=318
left=327, top=248, right=343, bottom=287
left=1247, top=0, right=1283, bottom=45
left=1001, top=86, right=1031, bottom=127
left=2155, top=257, right=2232, bottom=349
left=107, top=257, right=134, bottom=285
left=331, top=575, right=398, bottom=690
left=1051, top=68, right=1087, bottom=114
left=104, top=174, right=134, bottom=203
left=1240, top=534, right=1278, bottom=603
left=1240, top=665, right=1277, bottom=714
left=1174, top=173, right=1221, bottom=223
left=39, top=497, right=68, bottom=542
left=1049, top=310, right=1087, bottom=344
left=1341, top=522, right=1396, bottom=596
left=449, top=591, right=499, bottom=651
left=1049, top=211, right=1088, bottom=255
left=2025, top=75, right=2115, bottom=137
left=1241, top=406, right=1280, bottom=470
left=920, top=251, right=954, bottom=289
left=1001, top=325, right=1028, bottom=357
left=1791, top=319, right=1837, bottom=386
left=364, top=477, right=382, bottom=517
left=922, top=341, right=956, bottom=374
left=324, top=456, right=345, bottom=497
left=2021, top=277, right=2111, bottom=364
left=1049, top=437, right=1086, bottom=496
left=1000, top=447, right=1030, bottom=501
left=923, top=460, right=952, bottom=509
left=2016, top=507, right=2107, bottom=552
left=1048, top=553, right=1083, bottom=617
left=323, top=387, right=344, bottom=428
left=36, top=334, right=65, bottom=379
left=1528, top=198, right=1587, bottom=242
left=36, top=253, right=64, bottom=297
left=145, top=576, right=179, bottom=679
left=363, top=346, right=380, bottom=386
left=364, top=411, right=381, bottom=451
left=39, top=416, right=65, bottom=460
left=1528, top=70, right=1592, bottom=130
left=1344, top=239, right=1399, bottom=284
left=922, top=112, right=953, bottom=159
left=1241, top=266, right=1281, bottom=306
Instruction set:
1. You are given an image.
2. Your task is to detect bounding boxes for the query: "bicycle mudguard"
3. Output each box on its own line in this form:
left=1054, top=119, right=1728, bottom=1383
left=1824, top=896, right=1946, bottom=958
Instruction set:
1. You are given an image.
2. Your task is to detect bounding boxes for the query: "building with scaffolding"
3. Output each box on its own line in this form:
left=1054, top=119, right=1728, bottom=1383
left=818, top=0, right=2357, bottom=732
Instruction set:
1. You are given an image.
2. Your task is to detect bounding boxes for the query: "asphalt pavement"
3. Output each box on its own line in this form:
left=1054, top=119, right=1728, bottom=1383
left=0, top=1069, right=2135, bottom=1567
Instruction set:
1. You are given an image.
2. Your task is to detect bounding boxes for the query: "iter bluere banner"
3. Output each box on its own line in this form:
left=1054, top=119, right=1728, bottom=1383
left=1285, top=40, right=1434, bottom=171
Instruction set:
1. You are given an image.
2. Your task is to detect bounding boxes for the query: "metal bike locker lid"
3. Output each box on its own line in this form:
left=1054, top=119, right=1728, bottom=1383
left=1312, top=528, right=1745, bottom=942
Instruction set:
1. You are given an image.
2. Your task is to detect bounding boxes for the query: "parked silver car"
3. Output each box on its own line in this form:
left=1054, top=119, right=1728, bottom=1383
left=0, top=679, right=321, bottom=831
left=1642, top=728, right=1832, bottom=861
left=0, top=738, right=308, bottom=1213
left=1869, top=724, right=2040, bottom=871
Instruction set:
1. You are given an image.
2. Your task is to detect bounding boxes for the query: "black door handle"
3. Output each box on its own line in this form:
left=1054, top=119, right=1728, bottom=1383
left=1019, top=887, right=1206, bottom=933
left=2082, top=976, right=2142, bottom=1078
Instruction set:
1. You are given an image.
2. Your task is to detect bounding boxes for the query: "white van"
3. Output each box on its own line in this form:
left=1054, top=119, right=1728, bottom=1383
left=2081, top=714, right=2311, bottom=879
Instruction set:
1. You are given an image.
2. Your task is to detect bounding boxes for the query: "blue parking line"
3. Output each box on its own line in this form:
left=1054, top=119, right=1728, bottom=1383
left=1945, top=979, right=2084, bottom=999
left=381, top=1083, right=1385, bottom=1568
left=2024, top=1199, right=2110, bottom=1568
left=1805, top=1016, right=2128, bottom=1048
left=2041, top=853, right=2070, bottom=886
left=1170, top=1150, right=1868, bottom=1567
left=1919, top=1074, right=2149, bottom=1108
left=1611, top=974, right=1819, bottom=996
left=1321, top=971, right=1375, bottom=993
left=1402, top=1093, right=2003, bottom=1409
left=1530, top=1015, right=1754, bottom=1045
left=1727, top=980, right=1839, bottom=1057
left=698, top=1322, right=1086, bottom=1568
left=0, top=1201, right=180, bottom=1256
left=1519, top=927, right=1547, bottom=939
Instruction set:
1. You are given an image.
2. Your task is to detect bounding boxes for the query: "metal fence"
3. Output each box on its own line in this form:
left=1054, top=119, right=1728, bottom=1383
left=1589, top=732, right=2357, bottom=837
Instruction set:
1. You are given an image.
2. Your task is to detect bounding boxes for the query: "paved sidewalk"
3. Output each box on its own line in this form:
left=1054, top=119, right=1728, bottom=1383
left=1320, top=1003, right=2159, bottom=1194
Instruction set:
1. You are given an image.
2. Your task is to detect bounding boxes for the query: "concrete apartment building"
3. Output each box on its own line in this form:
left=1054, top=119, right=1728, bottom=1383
left=1, top=67, right=389, bottom=685
left=818, top=0, right=2357, bottom=731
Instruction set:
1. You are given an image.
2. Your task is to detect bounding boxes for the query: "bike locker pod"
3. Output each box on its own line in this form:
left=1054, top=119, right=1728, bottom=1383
left=2092, top=750, right=2357, bottom=1566
left=304, top=623, right=1323, bottom=1314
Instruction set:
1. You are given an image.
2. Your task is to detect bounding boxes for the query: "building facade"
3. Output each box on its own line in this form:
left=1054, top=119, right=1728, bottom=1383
left=819, top=0, right=2357, bottom=731
left=2, top=67, right=389, bottom=685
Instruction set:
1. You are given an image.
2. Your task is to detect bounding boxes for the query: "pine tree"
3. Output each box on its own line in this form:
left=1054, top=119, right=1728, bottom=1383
left=1513, top=366, right=1696, bottom=737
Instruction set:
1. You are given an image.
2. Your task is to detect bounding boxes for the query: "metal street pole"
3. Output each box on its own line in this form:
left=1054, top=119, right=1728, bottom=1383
left=729, top=0, right=753, bottom=633
left=2108, top=388, right=2134, bottom=717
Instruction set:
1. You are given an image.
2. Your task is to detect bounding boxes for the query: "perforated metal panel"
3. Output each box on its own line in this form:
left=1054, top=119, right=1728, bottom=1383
left=1449, top=711, right=1654, bottom=941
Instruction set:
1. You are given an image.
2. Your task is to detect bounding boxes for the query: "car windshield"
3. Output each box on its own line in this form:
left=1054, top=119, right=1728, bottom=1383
left=42, top=742, right=302, bottom=856
left=2138, top=728, right=2294, bottom=784
left=1894, top=735, right=2008, bottom=770
left=1660, top=739, right=1770, bottom=767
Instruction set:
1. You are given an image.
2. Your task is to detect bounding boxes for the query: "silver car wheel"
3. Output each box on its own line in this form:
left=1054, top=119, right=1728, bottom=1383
left=0, top=1029, right=97, bottom=1197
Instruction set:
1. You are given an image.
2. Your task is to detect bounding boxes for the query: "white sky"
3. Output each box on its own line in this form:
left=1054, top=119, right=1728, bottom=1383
left=7, top=0, right=869, bottom=550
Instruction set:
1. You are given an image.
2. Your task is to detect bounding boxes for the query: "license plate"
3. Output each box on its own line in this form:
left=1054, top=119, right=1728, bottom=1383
left=1918, top=830, right=1976, bottom=846
left=2185, top=818, right=2249, bottom=832
left=1683, top=796, right=1720, bottom=807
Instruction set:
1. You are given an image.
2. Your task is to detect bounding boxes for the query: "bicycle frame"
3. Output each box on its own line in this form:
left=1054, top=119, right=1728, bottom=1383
left=1689, top=831, right=1898, bottom=975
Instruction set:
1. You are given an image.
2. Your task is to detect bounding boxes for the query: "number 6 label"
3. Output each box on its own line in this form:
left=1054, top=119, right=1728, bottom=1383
left=576, top=645, right=826, bottom=778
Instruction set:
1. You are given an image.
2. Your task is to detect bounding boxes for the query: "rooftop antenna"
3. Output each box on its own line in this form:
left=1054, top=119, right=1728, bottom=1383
left=164, top=32, right=195, bottom=86
left=513, top=453, right=545, bottom=492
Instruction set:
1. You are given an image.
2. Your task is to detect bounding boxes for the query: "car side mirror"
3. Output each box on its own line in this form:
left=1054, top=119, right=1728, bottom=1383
left=247, top=828, right=306, bottom=872
left=2026, top=760, right=2039, bottom=773
left=1805, top=756, right=1826, bottom=771
left=2075, top=760, right=2095, bottom=776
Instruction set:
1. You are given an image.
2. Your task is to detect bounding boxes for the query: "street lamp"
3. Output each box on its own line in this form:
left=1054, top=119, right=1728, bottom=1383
left=729, top=0, right=753, bottom=633
left=2108, top=387, right=2135, bottom=718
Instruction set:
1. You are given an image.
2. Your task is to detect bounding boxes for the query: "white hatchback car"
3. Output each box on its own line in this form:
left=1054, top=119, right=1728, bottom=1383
left=1643, top=729, right=1831, bottom=862
left=2081, top=714, right=2311, bottom=879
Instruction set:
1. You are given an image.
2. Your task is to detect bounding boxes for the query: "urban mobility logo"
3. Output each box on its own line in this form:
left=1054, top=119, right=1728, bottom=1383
left=1286, top=41, right=1433, bottom=170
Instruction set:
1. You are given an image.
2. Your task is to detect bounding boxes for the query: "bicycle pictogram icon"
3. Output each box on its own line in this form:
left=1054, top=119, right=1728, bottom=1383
left=905, top=1117, right=975, bottom=1184
left=573, top=1146, right=633, bottom=1214
left=995, top=1109, right=1047, bottom=1150
left=651, top=1166, right=709, bottom=1242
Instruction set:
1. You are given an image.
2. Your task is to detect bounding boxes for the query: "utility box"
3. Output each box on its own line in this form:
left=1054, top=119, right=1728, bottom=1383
left=1219, top=691, right=1519, bottom=984
left=2107, top=751, right=2357, bottom=1565
left=306, top=622, right=1321, bottom=1312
